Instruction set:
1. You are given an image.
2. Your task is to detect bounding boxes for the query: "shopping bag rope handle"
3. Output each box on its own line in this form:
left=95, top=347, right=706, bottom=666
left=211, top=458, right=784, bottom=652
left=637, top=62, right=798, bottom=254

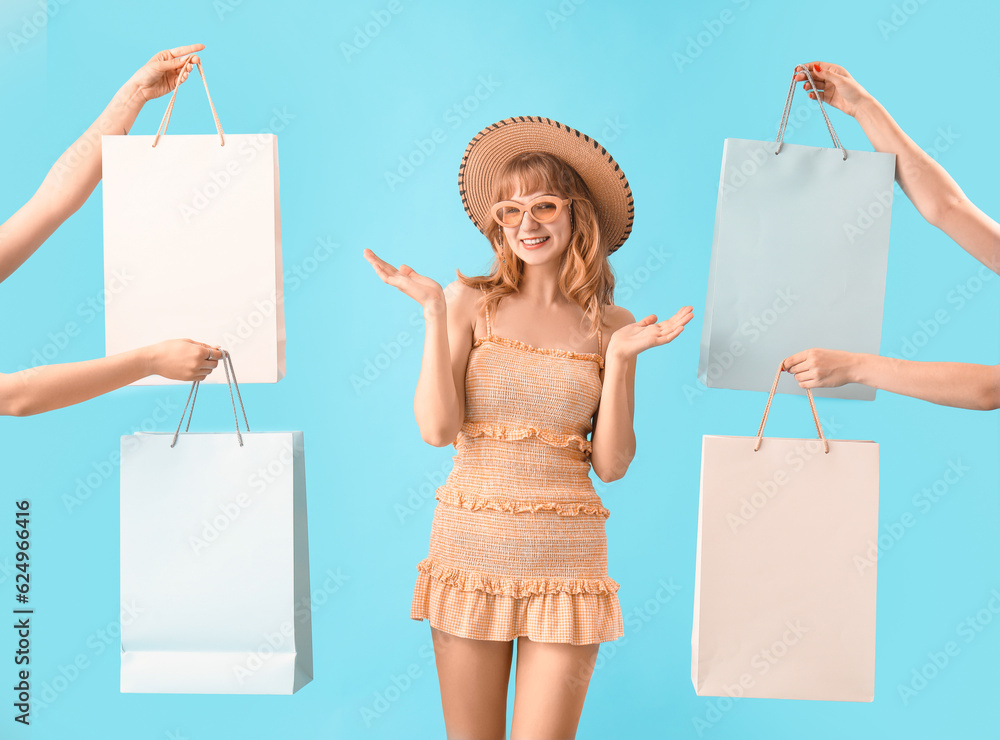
left=775, top=64, right=847, bottom=161
left=152, top=57, right=226, bottom=148
left=169, top=349, right=250, bottom=448
left=754, top=362, right=829, bottom=453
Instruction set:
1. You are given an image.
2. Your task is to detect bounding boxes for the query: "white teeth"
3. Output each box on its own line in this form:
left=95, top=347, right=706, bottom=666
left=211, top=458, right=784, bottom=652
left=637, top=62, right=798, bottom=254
left=523, top=237, right=549, bottom=245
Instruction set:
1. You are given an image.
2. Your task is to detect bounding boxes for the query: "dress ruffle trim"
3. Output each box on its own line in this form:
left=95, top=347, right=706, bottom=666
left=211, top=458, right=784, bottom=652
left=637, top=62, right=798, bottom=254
left=473, top=335, right=605, bottom=369
left=436, top=488, right=611, bottom=519
left=456, top=420, right=592, bottom=455
left=416, top=557, right=620, bottom=598
left=411, top=572, right=624, bottom=645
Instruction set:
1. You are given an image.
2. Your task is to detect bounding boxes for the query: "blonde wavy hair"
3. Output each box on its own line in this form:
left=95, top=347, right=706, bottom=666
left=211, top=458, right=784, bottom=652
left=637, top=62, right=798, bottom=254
left=456, top=151, right=616, bottom=342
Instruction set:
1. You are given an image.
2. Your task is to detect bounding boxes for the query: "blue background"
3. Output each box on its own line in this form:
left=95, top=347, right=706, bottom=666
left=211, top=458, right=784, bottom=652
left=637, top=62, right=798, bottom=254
left=1, top=0, right=998, bottom=738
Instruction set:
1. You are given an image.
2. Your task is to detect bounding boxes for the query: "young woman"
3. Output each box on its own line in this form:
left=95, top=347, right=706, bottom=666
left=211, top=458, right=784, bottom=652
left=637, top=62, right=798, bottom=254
left=783, top=62, right=999, bottom=410
left=365, top=117, right=693, bottom=739
left=0, top=44, right=221, bottom=416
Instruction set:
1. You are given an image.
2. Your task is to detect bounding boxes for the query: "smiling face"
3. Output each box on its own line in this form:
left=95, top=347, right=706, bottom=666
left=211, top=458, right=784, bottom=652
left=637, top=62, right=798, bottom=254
left=500, top=187, right=572, bottom=267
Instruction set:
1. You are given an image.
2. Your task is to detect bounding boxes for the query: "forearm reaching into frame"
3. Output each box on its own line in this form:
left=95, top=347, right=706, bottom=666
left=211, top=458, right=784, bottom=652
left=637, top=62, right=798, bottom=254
left=796, top=62, right=999, bottom=274
left=0, top=338, right=220, bottom=417
left=0, top=44, right=204, bottom=283
left=784, top=348, right=1000, bottom=411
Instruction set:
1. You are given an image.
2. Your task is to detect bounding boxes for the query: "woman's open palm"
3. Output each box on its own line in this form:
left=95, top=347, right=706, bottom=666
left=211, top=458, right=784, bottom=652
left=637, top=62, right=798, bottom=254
left=609, top=306, right=694, bottom=361
left=363, top=248, right=445, bottom=308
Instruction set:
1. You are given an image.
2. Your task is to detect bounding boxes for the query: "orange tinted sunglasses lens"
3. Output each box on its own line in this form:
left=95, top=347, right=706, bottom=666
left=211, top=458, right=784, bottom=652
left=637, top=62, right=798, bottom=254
left=491, top=197, right=569, bottom=227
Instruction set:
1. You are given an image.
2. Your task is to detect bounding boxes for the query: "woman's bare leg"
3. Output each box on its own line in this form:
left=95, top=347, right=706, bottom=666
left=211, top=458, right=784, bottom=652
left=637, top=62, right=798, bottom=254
left=510, top=637, right=600, bottom=740
left=431, top=625, right=514, bottom=740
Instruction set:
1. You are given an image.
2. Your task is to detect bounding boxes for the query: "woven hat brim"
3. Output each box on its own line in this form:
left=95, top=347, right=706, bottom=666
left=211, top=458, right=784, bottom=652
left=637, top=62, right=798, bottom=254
left=458, top=116, right=634, bottom=254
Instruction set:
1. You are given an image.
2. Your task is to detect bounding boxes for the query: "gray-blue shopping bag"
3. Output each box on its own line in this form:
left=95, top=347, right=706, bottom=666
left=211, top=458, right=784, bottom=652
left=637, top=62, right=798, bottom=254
left=698, top=67, right=896, bottom=400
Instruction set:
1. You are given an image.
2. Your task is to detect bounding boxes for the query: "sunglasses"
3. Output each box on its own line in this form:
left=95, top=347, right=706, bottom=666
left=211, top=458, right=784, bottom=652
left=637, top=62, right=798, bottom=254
left=490, top=196, right=572, bottom=227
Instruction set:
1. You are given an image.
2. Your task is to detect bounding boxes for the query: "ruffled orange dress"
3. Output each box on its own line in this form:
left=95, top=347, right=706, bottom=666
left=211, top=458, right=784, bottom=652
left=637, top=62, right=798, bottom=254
left=410, top=287, right=623, bottom=645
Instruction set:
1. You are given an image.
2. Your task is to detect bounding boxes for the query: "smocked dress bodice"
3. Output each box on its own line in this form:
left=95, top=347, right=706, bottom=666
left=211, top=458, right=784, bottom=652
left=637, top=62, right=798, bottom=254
left=436, top=318, right=609, bottom=518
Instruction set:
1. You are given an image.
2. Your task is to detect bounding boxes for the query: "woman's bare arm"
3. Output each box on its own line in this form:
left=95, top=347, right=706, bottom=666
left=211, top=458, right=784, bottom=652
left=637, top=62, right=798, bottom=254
left=589, top=309, right=638, bottom=483
left=363, top=250, right=471, bottom=446
left=591, top=305, right=693, bottom=482
left=414, top=281, right=474, bottom=446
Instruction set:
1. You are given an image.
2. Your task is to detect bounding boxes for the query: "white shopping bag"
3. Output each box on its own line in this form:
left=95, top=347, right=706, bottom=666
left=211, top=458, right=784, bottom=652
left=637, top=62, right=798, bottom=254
left=692, top=364, right=879, bottom=701
left=120, top=353, right=311, bottom=694
left=698, top=67, right=895, bottom=400
left=103, top=60, right=285, bottom=384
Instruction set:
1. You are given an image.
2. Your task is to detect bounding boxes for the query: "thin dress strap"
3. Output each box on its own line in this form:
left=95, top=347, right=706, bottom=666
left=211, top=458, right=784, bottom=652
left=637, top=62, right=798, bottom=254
left=597, top=323, right=602, bottom=357
left=480, top=285, right=493, bottom=339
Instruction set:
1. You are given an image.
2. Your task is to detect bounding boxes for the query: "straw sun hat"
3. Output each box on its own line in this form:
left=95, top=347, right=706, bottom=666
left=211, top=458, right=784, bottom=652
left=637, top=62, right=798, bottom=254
left=458, top=116, right=634, bottom=254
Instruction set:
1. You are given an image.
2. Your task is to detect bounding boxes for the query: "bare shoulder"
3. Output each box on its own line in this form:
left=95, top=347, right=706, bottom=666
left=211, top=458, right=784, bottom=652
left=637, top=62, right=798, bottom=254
left=603, top=304, right=635, bottom=333
left=443, top=279, right=482, bottom=329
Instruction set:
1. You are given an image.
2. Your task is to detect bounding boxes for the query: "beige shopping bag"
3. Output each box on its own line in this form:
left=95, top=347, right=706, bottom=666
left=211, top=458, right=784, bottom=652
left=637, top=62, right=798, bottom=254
left=103, top=60, right=285, bottom=384
left=692, top=364, right=879, bottom=701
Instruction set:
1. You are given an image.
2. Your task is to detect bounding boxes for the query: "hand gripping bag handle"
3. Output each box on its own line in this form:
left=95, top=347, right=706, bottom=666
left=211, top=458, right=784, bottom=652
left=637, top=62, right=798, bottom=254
left=774, top=63, right=847, bottom=160
left=170, top=349, right=250, bottom=448
left=152, top=57, right=226, bottom=147
left=753, top=361, right=829, bottom=454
